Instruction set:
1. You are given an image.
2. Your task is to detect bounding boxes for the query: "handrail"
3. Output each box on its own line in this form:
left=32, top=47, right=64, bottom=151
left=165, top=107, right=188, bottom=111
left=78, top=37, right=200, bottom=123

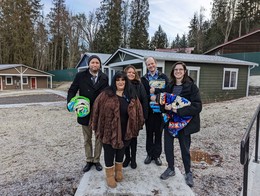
left=240, top=103, right=260, bottom=196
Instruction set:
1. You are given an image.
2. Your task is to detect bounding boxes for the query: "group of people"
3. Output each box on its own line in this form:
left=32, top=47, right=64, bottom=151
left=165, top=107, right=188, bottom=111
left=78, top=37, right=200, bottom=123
left=67, top=55, right=202, bottom=188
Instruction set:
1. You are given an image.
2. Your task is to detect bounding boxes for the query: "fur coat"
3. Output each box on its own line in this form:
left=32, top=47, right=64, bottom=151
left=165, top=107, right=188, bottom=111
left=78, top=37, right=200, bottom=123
left=91, top=89, right=144, bottom=149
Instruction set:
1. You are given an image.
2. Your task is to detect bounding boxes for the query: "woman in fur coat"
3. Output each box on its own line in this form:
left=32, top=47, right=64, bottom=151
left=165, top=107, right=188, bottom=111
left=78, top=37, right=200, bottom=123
left=91, top=71, right=144, bottom=188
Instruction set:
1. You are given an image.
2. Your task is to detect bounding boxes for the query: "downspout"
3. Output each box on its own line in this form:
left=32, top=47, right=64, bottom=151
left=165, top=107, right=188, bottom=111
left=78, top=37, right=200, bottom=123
left=246, top=66, right=250, bottom=97
left=249, top=64, right=256, bottom=71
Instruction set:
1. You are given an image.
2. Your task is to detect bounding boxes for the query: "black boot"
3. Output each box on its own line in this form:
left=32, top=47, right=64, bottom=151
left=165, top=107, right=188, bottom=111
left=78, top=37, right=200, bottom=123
left=130, top=138, right=137, bottom=169
left=123, top=146, right=131, bottom=167
left=130, top=156, right=137, bottom=169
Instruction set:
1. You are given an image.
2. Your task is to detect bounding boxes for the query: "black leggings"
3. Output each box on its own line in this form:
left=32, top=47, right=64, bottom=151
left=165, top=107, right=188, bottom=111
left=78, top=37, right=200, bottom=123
left=103, top=143, right=126, bottom=167
left=124, top=137, right=137, bottom=159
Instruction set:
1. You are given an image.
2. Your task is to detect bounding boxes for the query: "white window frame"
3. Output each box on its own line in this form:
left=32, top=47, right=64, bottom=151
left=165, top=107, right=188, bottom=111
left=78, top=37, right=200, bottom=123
left=187, top=66, right=200, bottom=87
left=5, top=76, right=13, bottom=85
left=222, top=68, right=238, bottom=90
left=136, top=69, right=142, bottom=78
left=22, top=76, right=28, bottom=85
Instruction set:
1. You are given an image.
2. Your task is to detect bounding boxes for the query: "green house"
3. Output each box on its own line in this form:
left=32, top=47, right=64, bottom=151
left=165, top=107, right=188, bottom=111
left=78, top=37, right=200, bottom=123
left=103, top=48, right=258, bottom=103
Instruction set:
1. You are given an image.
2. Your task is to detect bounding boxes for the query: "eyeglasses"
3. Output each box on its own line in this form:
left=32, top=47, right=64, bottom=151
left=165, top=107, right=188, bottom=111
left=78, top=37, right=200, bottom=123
left=174, top=68, right=184, bottom=72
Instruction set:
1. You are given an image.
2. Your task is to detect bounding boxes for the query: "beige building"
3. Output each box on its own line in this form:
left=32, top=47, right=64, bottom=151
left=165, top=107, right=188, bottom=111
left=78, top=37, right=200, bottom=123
left=0, top=64, right=53, bottom=91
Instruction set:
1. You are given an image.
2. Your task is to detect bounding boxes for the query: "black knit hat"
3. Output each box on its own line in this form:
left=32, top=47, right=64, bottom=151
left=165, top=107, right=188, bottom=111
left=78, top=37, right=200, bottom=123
left=87, top=55, right=102, bottom=67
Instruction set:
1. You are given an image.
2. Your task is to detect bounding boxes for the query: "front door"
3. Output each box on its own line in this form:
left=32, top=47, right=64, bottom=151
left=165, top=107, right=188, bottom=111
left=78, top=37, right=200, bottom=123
left=0, top=77, right=2, bottom=91
left=31, top=77, right=36, bottom=89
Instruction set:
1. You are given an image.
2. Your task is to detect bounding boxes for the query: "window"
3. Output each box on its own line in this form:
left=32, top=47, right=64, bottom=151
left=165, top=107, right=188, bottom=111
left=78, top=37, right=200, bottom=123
left=5, top=76, right=13, bottom=85
left=223, top=68, right=238, bottom=89
left=187, top=66, right=200, bottom=87
left=136, top=69, right=142, bottom=77
left=157, top=67, right=163, bottom=73
left=22, top=77, right=28, bottom=84
left=103, top=67, right=109, bottom=76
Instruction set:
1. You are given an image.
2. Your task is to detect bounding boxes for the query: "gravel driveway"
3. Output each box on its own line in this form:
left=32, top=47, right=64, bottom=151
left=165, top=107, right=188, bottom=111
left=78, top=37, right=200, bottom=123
left=0, top=94, right=66, bottom=105
left=1, top=88, right=260, bottom=195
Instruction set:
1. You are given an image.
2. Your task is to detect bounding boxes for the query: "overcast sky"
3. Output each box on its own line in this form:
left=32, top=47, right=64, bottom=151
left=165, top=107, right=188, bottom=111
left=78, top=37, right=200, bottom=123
left=42, top=0, right=213, bottom=41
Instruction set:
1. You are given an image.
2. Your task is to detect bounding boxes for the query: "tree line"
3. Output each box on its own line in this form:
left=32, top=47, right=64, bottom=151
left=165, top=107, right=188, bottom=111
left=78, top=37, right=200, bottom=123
left=0, top=0, right=259, bottom=71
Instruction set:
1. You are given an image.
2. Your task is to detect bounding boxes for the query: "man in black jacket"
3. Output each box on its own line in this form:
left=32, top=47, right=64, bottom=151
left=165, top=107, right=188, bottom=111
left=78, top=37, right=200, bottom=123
left=141, top=57, right=169, bottom=166
left=67, top=55, right=108, bottom=172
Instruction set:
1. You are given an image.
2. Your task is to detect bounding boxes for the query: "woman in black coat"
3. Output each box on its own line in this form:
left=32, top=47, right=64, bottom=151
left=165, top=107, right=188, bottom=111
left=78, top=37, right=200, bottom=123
left=123, top=65, right=148, bottom=169
left=152, top=61, right=202, bottom=187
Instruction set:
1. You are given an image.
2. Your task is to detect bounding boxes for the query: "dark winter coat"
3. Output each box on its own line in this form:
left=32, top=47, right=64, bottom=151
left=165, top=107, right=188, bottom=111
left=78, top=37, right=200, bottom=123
left=164, top=78, right=202, bottom=135
left=130, top=79, right=149, bottom=120
left=67, top=68, right=108, bottom=125
left=91, top=88, right=144, bottom=149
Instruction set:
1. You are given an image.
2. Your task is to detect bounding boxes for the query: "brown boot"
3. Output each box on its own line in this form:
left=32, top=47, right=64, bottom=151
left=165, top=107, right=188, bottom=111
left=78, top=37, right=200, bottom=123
left=115, top=162, right=123, bottom=182
left=105, top=166, right=117, bottom=188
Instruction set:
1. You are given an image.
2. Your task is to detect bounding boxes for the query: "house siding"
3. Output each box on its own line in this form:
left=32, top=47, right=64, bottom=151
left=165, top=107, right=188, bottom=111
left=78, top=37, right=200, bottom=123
left=37, top=77, right=48, bottom=88
left=0, top=65, right=52, bottom=90
left=204, top=30, right=260, bottom=78
left=0, top=67, right=49, bottom=76
left=164, top=61, right=248, bottom=103
left=0, top=68, right=19, bottom=74
left=199, top=64, right=248, bottom=103
left=1, top=76, right=48, bottom=90
left=206, top=31, right=260, bottom=55
left=221, top=33, right=260, bottom=54
left=23, top=69, right=48, bottom=75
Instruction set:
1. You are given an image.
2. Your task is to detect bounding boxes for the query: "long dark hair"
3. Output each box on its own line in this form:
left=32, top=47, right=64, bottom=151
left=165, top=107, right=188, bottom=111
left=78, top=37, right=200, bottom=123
left=170, top=61, right=192, bottom=85
left=110, top=71, right=136, bottom=100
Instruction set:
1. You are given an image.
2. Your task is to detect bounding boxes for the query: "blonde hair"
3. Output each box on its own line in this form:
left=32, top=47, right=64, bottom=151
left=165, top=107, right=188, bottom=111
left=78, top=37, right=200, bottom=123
left=124, top=65, right=140, bottom=81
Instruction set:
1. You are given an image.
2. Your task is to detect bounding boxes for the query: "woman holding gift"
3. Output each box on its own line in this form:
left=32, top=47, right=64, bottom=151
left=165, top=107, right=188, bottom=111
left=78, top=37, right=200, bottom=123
left=152, top=61, right=202, bottom=187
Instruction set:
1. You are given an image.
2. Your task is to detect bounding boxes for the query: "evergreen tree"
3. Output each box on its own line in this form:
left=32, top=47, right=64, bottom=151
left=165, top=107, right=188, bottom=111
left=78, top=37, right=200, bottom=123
left=188, top=14, right=199, bottom=49
left=170, top=40, right=176, bottom=49
left=174, top=34, right=181, bottom=49
left=150, top=25, right=168, bottom=50
left=187, top=8, right=208, bottom=53
left=93, top=0, right=123, bottom=53
left=0, top=0, right=42, bottom=66
left=179, top=34, right=188, bottom=49
left=129, top=0, right=150, bottom=49
left=236, top=0, right=260, bottom=36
